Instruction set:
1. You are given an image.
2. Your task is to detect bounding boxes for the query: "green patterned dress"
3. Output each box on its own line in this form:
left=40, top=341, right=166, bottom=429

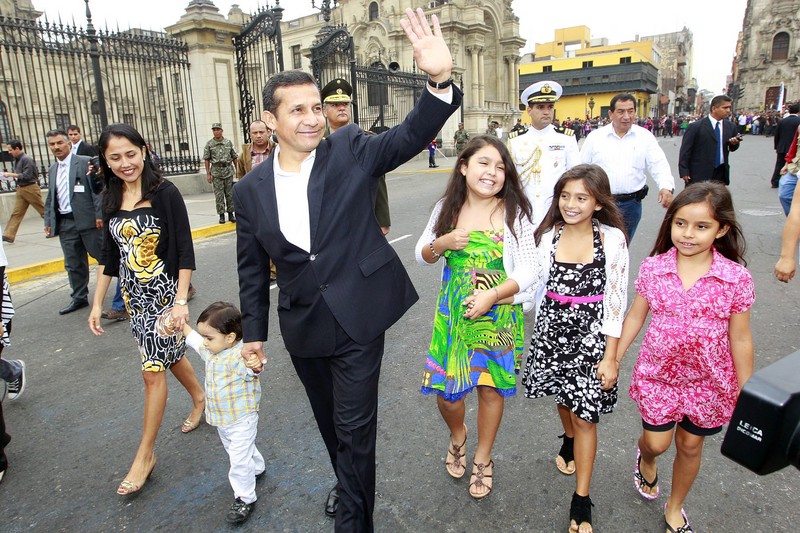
left=421, top=230, right=524, bottom=400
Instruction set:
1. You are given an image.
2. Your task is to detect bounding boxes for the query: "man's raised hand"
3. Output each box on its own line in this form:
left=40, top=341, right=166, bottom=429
left=399, top=8, right=452, bottom=84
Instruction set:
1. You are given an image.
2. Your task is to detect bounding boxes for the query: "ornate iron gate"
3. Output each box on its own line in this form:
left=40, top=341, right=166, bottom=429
left=0, top=11, right=201, bottom=183
left=311, top=24, right=426, bottom=132
left=233, top=5, right=284, bottom=143
left=354, top=63, right=426, bottom=133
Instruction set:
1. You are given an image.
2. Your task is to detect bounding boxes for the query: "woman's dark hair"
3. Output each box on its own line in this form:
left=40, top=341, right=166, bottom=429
left=197, top=301, right=243, bottom=341
left=534, top=164, right=627, bottom=246
left=98, top=123, right=164, bottom=217
left=432, top=134, right=532, bottom=240
left=650, top=181, right=746, bottom=265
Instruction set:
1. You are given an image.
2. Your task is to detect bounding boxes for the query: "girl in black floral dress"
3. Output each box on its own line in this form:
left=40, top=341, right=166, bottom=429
left=522, top=165, right=629, bottom=533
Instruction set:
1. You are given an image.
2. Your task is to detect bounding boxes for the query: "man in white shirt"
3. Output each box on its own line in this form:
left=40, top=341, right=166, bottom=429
left=580, top=93, right=675, bottom=239
left=509, top=80, right=579, bottom=226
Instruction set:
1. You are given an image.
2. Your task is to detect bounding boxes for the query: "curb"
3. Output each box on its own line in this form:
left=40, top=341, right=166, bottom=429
left=7, top=223, right=236, bottom=285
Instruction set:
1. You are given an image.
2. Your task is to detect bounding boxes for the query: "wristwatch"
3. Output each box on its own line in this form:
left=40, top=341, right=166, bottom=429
left=427, top=77, right=453, bottom=90
left=175, top=299, right=188, bottom=306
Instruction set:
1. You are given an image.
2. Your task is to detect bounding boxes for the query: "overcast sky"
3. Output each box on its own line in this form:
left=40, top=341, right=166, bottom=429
left=30, top=0, right=747, bottom=93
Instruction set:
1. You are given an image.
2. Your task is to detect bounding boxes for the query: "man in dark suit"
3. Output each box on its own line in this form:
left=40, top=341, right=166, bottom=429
left=772, top=103, right=800, bottom=188
left=679, top=94, right=742, bottom=186
left=44, top=129, right=103, bottom=315
left=67, top=125, right=97, bottom=157
left=234, top=9, right=460, bottom=532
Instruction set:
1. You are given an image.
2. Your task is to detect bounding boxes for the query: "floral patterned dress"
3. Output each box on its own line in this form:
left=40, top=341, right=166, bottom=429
left=522, top=222, right=616, bottom=423
left=109, top=208, right=185, bottom=372
left=629, top=247, right=755, bottom=428
left=421, top=230, right=524, bottom=401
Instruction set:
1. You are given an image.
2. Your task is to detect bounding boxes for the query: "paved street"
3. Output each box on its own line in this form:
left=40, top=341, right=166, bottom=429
left=0, top=136, right=798, bottom=532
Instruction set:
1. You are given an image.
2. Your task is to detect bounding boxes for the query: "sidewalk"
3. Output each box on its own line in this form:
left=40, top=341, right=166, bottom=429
left=2, top=155, right=442, bottom=284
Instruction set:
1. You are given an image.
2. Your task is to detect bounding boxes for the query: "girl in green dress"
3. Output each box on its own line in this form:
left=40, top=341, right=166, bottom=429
left=415, top=135, right=538, bottom=499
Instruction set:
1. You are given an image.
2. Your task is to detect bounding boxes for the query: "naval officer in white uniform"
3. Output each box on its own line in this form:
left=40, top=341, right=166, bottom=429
left=508, top=81, right=580, bottom=227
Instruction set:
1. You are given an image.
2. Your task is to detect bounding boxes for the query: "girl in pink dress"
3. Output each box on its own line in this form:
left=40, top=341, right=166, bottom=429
left=616, top=182, right=754, bottom=533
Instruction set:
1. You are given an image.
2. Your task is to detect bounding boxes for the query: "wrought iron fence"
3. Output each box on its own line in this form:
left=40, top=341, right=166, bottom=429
left=233, top=5, right=284, bottom=143
left=310, top=23, right=426, bottom=132
left=0, top=12, right=200, bottom=190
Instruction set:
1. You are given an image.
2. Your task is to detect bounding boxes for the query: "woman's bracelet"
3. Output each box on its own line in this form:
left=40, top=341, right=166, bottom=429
left=493, top=287, right=500, bottom=302
left=429, top=239, right=441, bottom=260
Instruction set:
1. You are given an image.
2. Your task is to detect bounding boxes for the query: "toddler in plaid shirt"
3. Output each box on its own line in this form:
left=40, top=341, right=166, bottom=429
left=182, top=302, right=264, bottom=524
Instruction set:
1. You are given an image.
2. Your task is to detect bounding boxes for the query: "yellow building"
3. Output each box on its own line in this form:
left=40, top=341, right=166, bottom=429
left=519, top=27, right=661, bottom=123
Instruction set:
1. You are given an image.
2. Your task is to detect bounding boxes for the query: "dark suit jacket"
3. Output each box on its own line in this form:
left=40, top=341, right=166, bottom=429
left=74, top=140, right=98, bottom=157
left=234, top=86, right=462, bottom=357
left=44, top=155, right=103, bottom=235
left=678, top=117, right=740, bottom=185
left=775, top=114, right=800, bottom=154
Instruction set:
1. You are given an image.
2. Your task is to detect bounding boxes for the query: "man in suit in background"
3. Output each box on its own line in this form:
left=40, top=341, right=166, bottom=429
left=772, top=103, right=800, bottom=188
left=44, top=129, right=103, bottom=315
left=234, top=8, right=460, bottom=532
left=679, top=94, right=741, bottom=187
left=67, top=125, right=97, bottom=157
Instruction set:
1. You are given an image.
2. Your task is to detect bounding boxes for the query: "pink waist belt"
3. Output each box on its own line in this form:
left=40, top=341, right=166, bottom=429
left=545, top=291, right=604, bottom=307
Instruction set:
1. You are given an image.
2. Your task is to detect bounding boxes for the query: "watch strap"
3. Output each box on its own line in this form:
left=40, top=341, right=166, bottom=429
left=427, top=78, right=453, bottom=90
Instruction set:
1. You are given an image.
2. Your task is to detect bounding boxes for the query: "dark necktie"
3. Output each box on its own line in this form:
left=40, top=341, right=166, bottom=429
left=714, top=121, right=723, bottom=167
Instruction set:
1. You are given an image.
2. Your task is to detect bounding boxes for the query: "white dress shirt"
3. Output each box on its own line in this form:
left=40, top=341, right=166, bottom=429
left=273, top=147, right=315, bottom=252
left=580, top=123, right=675, bottom=195
left=55, top=154, right=73, bottom=214
left=708, top=116, right=725, bottom=167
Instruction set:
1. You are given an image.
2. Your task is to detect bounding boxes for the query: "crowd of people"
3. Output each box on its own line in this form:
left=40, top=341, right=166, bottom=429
left=1, top=6, right=800, bottom=533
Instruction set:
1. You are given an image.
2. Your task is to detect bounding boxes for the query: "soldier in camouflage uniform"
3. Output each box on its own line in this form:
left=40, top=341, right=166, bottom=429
left=453, top=122, right=469, bottom=155
left=204, top=123, right=238, bottom=224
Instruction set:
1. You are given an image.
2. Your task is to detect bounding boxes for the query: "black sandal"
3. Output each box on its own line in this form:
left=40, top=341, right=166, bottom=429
left=556, top=433, right=575, bottom=475
left=569, top=492, right=593, bottom=532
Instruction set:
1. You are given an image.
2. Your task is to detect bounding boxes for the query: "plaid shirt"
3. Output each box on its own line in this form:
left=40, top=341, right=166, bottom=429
left=185, top=331, right=261, bottom=427
left=251, top=147, right=269, bottom=168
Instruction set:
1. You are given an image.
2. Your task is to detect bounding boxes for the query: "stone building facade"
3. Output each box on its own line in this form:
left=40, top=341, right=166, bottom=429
left=640, top=28, right=695, bottom=114
left=732, top=0, right=800, bottom=111
left=0, top=0, right=526, bottom=178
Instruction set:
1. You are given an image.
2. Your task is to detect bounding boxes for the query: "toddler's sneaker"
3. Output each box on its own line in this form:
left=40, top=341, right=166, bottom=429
left=226, top=497, right=254, bottom=524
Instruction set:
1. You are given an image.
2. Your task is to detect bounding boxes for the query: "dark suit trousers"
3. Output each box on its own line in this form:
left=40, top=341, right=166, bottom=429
left=58, top=217, right=101, bottom=303
left=290, top=320, right=384, bottom=533
left=772, top=152, right=787, bottom=187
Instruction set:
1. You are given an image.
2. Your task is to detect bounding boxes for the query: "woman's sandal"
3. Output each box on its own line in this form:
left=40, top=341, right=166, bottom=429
left=117, top=457, right=157, bottom=496
left=634, top=446, right=659, bottom=500
left=664, top=503, right=694, bottom=533
left=445, top=425, right=467, bottom=479
left=556, top=433, right=576, bottom=475
left=468, top=460, right=493, bottom=500
left=568, top=492, right=594, bottom=533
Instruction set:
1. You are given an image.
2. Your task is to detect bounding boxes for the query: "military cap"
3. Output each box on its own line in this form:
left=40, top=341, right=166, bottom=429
left=521, top=81, right=563, bottom=106
left=321, top=78, right=352, bottom=103
left=211, top=122, right=223, bottom=129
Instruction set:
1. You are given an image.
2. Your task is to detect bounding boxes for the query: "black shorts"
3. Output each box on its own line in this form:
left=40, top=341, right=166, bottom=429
left=642, top=416, right=722, bottom=437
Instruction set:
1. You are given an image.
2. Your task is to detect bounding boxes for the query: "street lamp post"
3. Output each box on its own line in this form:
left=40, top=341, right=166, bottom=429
left=588, top=96, right=595, bottom=120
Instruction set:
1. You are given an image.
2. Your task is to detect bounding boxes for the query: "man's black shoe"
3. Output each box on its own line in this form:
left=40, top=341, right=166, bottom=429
left=219, top=214, right=226, bottom=224
left=228, top=213, right=236, bottom=223
left=325, top=483, right=340, bottom=518
left=59, top=300, right=88, bottom=315
left=226, top=498, right=254, bottom=524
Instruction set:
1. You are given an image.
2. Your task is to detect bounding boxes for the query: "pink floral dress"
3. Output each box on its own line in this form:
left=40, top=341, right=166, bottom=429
left=629, top=247, right=755, bottom=428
